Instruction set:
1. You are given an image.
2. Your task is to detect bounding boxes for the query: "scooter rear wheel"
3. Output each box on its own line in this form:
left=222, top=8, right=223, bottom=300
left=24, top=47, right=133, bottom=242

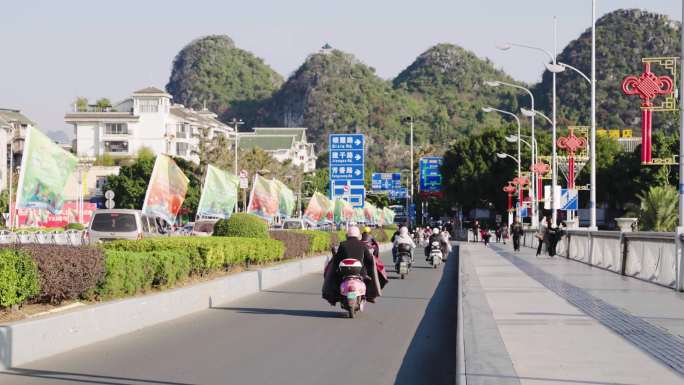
left=348, top=306, right=356, bottom=318
left=400, top=273, right=405, bottom=279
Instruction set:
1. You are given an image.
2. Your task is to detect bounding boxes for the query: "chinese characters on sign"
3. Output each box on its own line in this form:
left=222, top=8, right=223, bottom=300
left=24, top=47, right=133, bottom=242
left=329, top=134, right=365, bottom=208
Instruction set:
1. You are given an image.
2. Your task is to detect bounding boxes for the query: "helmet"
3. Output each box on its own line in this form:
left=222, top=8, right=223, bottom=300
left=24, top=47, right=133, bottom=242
left=347, top=226, right=361, bottom=239
left=432, top=228, right=440, bottom=235
left=362, top=226, right=372, bottom=234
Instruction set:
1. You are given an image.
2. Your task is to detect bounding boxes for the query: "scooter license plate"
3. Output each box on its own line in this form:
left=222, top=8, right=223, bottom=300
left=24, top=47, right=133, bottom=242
left=347, top=292, right=357, bottom=300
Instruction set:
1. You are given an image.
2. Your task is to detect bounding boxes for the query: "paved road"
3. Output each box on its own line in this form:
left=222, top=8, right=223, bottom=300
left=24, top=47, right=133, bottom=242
left=0, top=248, right=458, bottom=385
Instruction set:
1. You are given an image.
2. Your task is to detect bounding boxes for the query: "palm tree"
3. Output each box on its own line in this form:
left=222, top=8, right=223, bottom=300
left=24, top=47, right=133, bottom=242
left=626, top=185, right=678, bottom=232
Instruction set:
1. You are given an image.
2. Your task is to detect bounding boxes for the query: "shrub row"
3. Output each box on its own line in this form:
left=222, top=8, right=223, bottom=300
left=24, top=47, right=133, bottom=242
left=296, top=230, right=332, bottom=254
left=268, top=231, right=311, bottom=259
left=5, top=245, right=105, bottom=304
left=0, top=248, right=39, bottom=308
left=99, top=236, right=284, bottom=299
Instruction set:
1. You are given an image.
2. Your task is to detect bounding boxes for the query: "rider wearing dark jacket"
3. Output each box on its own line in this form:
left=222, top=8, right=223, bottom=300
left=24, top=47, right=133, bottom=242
left=425, top=228, right=448, bottom=259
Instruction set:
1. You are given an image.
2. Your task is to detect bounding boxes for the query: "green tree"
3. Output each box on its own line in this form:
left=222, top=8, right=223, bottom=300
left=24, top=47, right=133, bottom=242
left=95, top=98, right=112, bottom=110
left=627, top=185, right=678, bottom=231
left=74, top=97, right=88, bottom=112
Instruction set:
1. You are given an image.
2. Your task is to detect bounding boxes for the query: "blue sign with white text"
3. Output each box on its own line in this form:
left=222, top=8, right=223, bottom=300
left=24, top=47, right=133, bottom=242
left=329, top=134, right=365, bottom=208
left=371, top=173, right=402, bottom=191
left=419, top=157, right=443, bottom=193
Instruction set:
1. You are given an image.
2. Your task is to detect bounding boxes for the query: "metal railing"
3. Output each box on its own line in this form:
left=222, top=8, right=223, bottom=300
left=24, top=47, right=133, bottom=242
left=0, top=230, right=87, bottom=246
left=521, top=228, right=678, bottom=289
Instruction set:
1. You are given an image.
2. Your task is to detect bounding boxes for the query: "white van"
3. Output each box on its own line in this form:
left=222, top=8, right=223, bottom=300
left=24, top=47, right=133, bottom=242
left=87, top=209, right=160, bottom=244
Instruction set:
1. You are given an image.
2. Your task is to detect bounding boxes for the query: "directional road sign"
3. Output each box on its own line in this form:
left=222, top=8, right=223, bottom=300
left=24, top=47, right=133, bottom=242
left=371, top=173, right=402, bottom=191
left=419, top=157, right=443, bottom=193
left=329, top=134, right=365, bottom=208
left=560, top=188, right=578, bottom=210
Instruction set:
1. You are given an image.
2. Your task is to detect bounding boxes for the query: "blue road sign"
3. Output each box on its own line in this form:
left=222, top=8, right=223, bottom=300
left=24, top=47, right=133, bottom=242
left=371, top=173, right=401, bottom=191
left=329, top=134, right=365, bottom=208
left=560, top=188, right=578, bottom=210
left=408, top=204, right=416, bottom=221
left=419, top=157, right=443, bottom=193
left=330, top=180, right=366, bottom=207
left=389, top=188, right=408, bottom=200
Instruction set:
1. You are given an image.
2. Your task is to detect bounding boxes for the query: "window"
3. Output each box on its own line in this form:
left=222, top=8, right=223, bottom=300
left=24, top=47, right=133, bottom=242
left=176, top=122, right=188, bottom=138
left=176, top=142, right=189, bottom=156
left=139, top=99, right=159, bottom=113
left=104, top=141, right=128, bottom=153
left=105, top=123, right=128, bottom=135
left=90, top=213, right=137, bottom=232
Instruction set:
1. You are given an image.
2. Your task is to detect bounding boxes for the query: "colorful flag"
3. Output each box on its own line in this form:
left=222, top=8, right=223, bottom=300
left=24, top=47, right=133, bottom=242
left=383, top=207, right=395, bottom=225
left=333, top=198, right=354, bottom=224
left=197, top=164, right=239, bottom=219
left=247, top=174, right=279, bottom=220
left=16, top=127, right=78, bottom=214
left=353, top=207, right=365, bottom=223
left=364, top=202, right=376, bottom=224
left=273, top=179, right=296, bottom=218
left=142, top=155, right=189, bottom=224
left=303, top=192, right=332, bottom=224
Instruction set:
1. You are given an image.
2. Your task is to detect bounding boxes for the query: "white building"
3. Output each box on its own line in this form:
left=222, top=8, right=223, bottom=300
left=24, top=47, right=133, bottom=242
left=65, top=87, right=233, bottom=163
left=0, top=108, right=39, bottom=190
left=239, top=127, right=316, bottom=172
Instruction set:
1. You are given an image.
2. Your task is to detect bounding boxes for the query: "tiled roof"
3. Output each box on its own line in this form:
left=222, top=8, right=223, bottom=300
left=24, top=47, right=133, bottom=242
left=170, top=106, right=231, bottom=130
left=238, top=134, right=295, bottom=151
left=133, top=86, right=169, bottom=95
left=253, top=127, right=306, bottom=141
left=0, top=109, right=35, bottom=126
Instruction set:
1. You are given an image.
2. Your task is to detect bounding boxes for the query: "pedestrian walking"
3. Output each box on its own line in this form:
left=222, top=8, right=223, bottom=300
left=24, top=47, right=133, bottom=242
left=472, top=220, right=480, bottom=243
left=510, top=217, right=524, bottom=251
left=495, top=225, right=502, bottom=243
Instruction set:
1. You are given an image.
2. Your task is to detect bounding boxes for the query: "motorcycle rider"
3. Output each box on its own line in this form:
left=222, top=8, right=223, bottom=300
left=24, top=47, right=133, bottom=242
left=426, top=227, right=448, bottom=261
left=361, top=226, right=388, bottom=288
left=392, top=226, right=416, bottom=263
left=323, top=226, right=381, bottom=304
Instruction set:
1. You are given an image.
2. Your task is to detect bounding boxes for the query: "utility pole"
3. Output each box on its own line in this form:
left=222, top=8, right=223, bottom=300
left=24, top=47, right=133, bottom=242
left=231, top=118, right=244, bottom=213
left=676, top=0, right=684, bottom=292
left=590, top=0, right=598, bottom=230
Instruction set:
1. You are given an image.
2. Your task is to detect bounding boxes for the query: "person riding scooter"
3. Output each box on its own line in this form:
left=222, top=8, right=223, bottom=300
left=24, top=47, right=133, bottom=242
left=392, top=226, right=416, bottom=263
left=426, top=227, right=448, bottom=261
left=361, top=226, right=388, bottom=289
left=323, top=226, right=382, bottom=305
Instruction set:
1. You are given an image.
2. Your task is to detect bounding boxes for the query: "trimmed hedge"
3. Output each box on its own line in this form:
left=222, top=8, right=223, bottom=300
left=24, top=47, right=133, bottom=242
left=296, top=230, right=332, bottom=254
left=214, top=213, right=268, bottom=238
left=269, top=231, right=311, bottom=259
left=7, top=245, right=105, bottom=304
left=99, top=236, right=285, bottom=298
left=0, top=249, right=39, bottom=309
left=65, top=223, right=85, bottom=230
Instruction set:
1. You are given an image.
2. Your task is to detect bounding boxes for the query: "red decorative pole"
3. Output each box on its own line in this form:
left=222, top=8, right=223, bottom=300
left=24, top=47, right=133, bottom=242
left=512, top=176, right=530, bottom=212
left=503, top=183, right=516, bottom=211
left=622, top=62, right=673, bottom=164
left=531, top=162, right=551, bottom=202
left=557, top=127, right=588, bottom=189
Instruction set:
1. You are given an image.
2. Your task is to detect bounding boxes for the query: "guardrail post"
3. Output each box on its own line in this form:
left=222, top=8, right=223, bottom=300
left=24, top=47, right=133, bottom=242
left=676, top=228, right=684, bottom=292
left=620, top=232, right=627, bottom=276
left=588, top=231, right=594, bottom=266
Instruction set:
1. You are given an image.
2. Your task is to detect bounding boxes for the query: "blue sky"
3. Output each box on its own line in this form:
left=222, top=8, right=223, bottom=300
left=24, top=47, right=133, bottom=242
left=0, top=0, right=679, bottom=140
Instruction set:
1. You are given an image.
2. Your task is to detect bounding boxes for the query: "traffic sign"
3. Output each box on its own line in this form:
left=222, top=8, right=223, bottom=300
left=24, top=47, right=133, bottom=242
left=104, top=190, right=115, bottom=200
left=389, top=188, right=408, bottom=200
left=371, top=173, right=402, bottom=191
left=560, top=188, right=578, bottom=210
left=419, top=157, right=443, bottom=193
left=105, top=199, right=115, bottom=209
left=329, top=134, right=365, bottom=208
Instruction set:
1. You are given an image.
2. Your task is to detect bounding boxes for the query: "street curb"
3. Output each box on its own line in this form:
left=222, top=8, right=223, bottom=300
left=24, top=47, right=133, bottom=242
left=0, top=242, right=392, bottom=371
left=456, top=245, right=466, bottom=385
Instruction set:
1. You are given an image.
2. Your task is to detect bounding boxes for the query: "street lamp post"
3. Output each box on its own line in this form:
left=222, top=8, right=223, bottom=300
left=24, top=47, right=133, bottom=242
left=677, top=0, right=684, bottom=292
left=590, top=0, right=597, bottom=230
left=498, top=17, right=565, bottom=225
left=230, top=118, right=244, bottom=213
left=484, top=107, right=522, bottom=219
left=485, top=80, right=537, bottom=227
left=402, top=117, right=415, bottom=226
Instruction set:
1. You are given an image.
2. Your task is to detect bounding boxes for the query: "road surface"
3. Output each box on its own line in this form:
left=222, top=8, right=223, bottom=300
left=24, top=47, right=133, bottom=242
left=0, top=248, right=458, bottom=385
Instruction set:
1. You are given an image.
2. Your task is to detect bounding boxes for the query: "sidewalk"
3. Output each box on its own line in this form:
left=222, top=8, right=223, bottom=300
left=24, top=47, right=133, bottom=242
left=459, top=242, right=684, bottom=385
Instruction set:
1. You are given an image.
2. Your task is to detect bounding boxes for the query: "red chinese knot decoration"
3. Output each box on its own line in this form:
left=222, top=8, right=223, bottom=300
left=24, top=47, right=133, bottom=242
left=503, top=183, right=516, bottom=211
left=557, top=127, right=587, bottom=189
left=530, top=162, right=551, bottom=202
left=622, top=62, right=674, bottom=164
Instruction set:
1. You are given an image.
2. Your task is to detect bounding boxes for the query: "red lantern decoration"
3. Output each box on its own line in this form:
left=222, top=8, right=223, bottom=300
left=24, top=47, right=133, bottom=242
left=502, top=183, right=516, bottom=211
left=512, top=176, right=530, bottom=209
left=530, top=162, right=550, bottom=202
left=557, top=127, right=587, bottom=188
left=622, top=62, right=674, bottom=164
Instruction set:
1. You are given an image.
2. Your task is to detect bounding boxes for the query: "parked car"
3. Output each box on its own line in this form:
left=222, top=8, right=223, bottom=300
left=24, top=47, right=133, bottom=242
left=192, top=219, right=219, bottom=236
left=86, top=209, right=159, bottom=244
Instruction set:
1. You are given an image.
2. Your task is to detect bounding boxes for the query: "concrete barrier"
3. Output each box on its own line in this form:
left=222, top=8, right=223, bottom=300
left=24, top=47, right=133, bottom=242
left=0, top=243, right=393, bottom=371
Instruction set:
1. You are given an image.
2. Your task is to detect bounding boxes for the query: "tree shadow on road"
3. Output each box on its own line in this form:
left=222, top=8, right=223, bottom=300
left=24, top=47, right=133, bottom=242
left=393, top=253, right=458, bottom=385
left=212, top=307, right=343, bottom=319
left=0, top=368, right=196, bottom=385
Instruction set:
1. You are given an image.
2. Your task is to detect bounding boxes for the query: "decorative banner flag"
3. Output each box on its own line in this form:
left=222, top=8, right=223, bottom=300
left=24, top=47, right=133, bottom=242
left=333, top=198, right=354, bottom=224
left=353, top=207, right=365, bottom=223
left=364, top=202, right=376, bottom=224
left=383, top=207, right=395, bottom=225
left=142, top=155, right=189, bottom=224
left=16, top=127, right=78, bottom=214
left=273, top=179, right=296, bottom=218
left=197, top=164, right=239, bottom=219
left=303, top=192, right=332, bottom=224
left=247, top=174, right=279, bottom=220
